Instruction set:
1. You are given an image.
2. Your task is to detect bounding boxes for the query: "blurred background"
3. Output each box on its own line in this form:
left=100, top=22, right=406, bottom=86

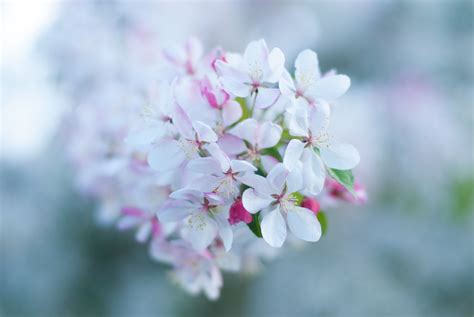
left=1, top=1, right=473, bottom=316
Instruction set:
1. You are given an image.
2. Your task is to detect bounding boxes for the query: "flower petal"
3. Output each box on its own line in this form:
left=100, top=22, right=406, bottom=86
left=148, top=139, right=185, bottom=171
left=254, top=87, right=281, bottom=109
left=158, top=201, right=194, bottom=222
left=308, top=74, right=350, bottom=100
left=215, top=216, right=233, bottom=251
left=267, top=163, right=289, bottom=194
left=183, top=213, right=218, bottom=252
left=261, top=207, right=287, bottom=248
left=258, top=121, right=282, bottom=149
left=193, top=121, right=218, bottom=143
left=320, top=143, right=360, bottom=170
left=242, top=188, right=273, bottom=213
left=125, top=123, right=162, bottom=146
left=172, top=105, right=194, bottom=139
left=222, top=100, right=242, bottom=126
left=283, top=139, right=305, bottom=171
left=206, top=143, right=231, bottom=172
left=267, top=47, right=285, bottom=83
left=230, top=160, right=257, bottom=173
left=295, top=49, right=321, bottom=90
left=219, top=75, right=251, bottom=97
left=187, top=157, right=222, bottom=174
left=287, top=206, right=321, bottom=242
left=228, top=118, right=258, bottom=145
left=301, top=149, right=326, bottom=195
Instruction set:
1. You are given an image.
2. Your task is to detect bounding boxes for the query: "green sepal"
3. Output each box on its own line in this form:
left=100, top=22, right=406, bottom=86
left=327, top=168, right=356, bottom=196
left=317, top=211, right=328, bottom=236
left=247, top=212, right=263, bottom=238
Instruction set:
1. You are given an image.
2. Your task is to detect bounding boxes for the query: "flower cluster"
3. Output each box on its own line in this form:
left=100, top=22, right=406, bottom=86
left=66, top=38, right=365, bottom=299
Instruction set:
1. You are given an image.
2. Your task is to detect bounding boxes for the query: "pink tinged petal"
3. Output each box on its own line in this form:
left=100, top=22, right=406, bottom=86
left=215, top=216, right=233, bottom=251
left=242, top=188, right=273, bottom=213
left=206, top=143, right=231, bottom=172
left=302, top=150, right=325, bottom=195
left=187, top=157, right=222, bottom=174
left=283, top=139, right=305, bottom=170
left=192, top=121, right=218, bottom=143
left=217, top=134, right=247, bottom=156
left=158, top=201, right=195, bottom=222
left=258, top=121, right=282, bottom=149
left=222, top=100, right=242, bottom=127
left=287, top=206, right=321, bottom=242
left=151, top=217, right=162, bottom=239
left=184, top=214, right=218, bottom=252
left=295, top=49, right=321, bottom=90
left=228, top=118, right=258, bottom=145
left=308, top=74, right=351, bottom=100
left=267, top=163, right=289, bottom=194
left=261, top=207, right=287, bottom=248
left=148, top=139, right=186, bottom=172
left=230, top=160, right=257, bottom=173
left=125, top=124, right=161, bottom=146
left=121, top=206, right=145, bottom=217
left=254, top=87, right=281, bottom=109
left=172, top=105, right=194, bottom=139
left=320, top=143, right=360, bottom=170
left=135, top=222, right=152, bottom=243
left=204, top=192, right=225, bottom=205
left=185, top=175, right=220, bottom=192
left=219, top=75, right=250, bottom=97
left=266, top=47, right=285, bottom=83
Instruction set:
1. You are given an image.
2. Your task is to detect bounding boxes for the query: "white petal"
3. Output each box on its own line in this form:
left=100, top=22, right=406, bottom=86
left=287, top=206, right=321, bottom=242
left=228, top=118, right=258, bottom=145
left=148, top=139, right=185, bottom=171
left=308, top=75, right=350, bottom=100
left=217, top=134, right=247, bottom=155
left=238, top=173, right=273, bottom=196
left=302, top=149, right=325, bottom=195
left=172, top=105, right=194, bottom=139
left=283, top=139, right=305, bottom=170
left=279, top=69, right=296, bottom=97
left=287, top=99, right=310, bottom=137
left=183, top=213, right=218, bottom=252
left=242, top=188, right=273, bottom=213
left=257, top=121, right=282, bottom=149
left=215, top=216, right=233, bottom=251
left=244, top=39, right=268, bottom=81
left=158, top=201, right=194, bottom=222
left=267, top=163, right=288, bottom=194
left=206, top=143, right=231, bottom=172
left=169, top=188, right=203, bottom=202
left=193, top=121, right=218, bottom=143
left=286, top=165, right=303, bottom=193
left=135, top=222, right=152, bottom=243
left=219, top=75, right=251, bottom=97
left=222, top=100, right=242, bottom=127
left=308, top=100, right=330, bottom=136
left=320, top=143, right=360, bottom=170
left=295, top=49, right=321, bottom=89
left=230, top=160, right=257, bottom=173
left=266, top=47, right=285, bottom=83
left=187, top=157, right=222, bottom=174
left=125, top=124, right=161, bottom=146
left=261, top=207, right=287, bottom=248
left=254, top=87, right=281, bottom=109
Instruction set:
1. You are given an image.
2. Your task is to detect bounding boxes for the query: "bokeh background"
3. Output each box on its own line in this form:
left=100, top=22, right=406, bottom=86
left=1, top=1, right=473, bottom=316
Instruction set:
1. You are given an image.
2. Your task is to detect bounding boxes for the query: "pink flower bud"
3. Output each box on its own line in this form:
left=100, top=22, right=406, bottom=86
left=229, top=198, right=253, bottom=225
left=302, top=197, right=320, bottom=215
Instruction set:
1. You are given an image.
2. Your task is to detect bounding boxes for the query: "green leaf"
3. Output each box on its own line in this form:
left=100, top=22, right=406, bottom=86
left=235, top=97, right=251, bottom=120
left=260, top=146, right=282, bottom=161
left=317, top=211, right=328, bottom=236
left=328, top=168, right=355, bottom=195
left=291, top=192, right=304, bottom=206
left=247, top=212, right=262, bottom=238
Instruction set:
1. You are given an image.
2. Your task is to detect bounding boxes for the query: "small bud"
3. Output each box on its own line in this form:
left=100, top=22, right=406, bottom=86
left=229, top=198, right=253, bottom=225
left=302, top=197, right=320, bottom=215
